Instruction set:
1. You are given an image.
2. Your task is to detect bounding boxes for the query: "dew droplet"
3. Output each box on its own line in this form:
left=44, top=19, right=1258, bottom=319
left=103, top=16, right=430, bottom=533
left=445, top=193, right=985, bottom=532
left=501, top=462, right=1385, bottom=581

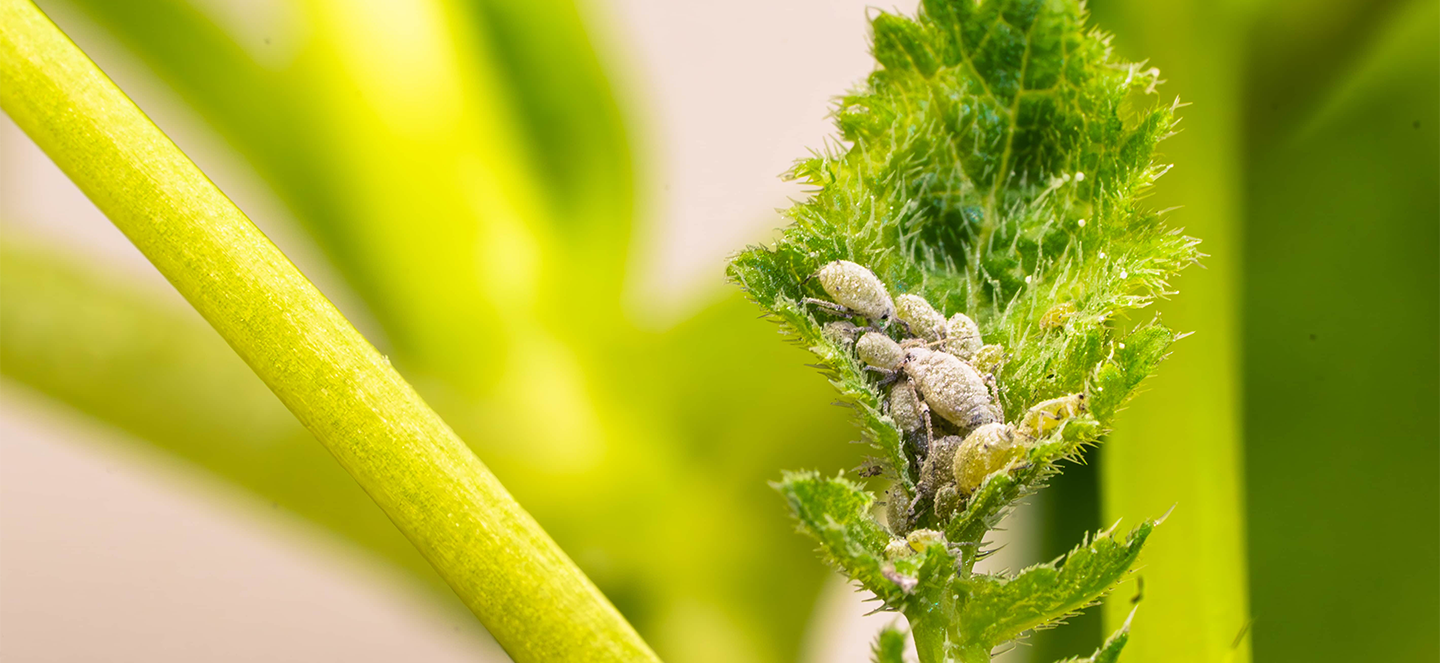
left=1098, top=251, right=1106, bottom=259
left=1077, top=218, right=1087, bottom=227
left=1120, top=270, right=1129, bottom=278
left=1075, top=172, right=1086, bottom=182
left=1024, top=275, right=1033, bottom=284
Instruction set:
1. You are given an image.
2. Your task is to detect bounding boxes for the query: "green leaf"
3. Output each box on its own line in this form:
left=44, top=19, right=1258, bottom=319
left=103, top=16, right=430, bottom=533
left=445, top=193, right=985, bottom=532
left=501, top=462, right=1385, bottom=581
left=774, top=471, right=899, bottom=600
left=728, top=0, right=1197, bottom=486
left=871, top=624, right=911, bottom=663
left=956, top=520, right=1153, bottom=648
left=1055, top=607, right=1134, bottom=663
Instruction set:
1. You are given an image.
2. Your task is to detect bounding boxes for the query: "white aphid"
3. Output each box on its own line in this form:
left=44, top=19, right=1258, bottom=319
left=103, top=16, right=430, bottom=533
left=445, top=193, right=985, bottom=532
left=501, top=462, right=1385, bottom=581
left=857, top=332, right=905, bottom=371
left=821, top=320, right=862, bottom=348
left=895, top=293, right=947, bottom=342
left=901, top=347, right=1002, bottom=432
left=811, top=260, right=895, bottom=323
left=889, top=378, right=926, bottom=434
left=944, top=313, right=983, bottom=360
left=953, top=422, right=1022, bottom=494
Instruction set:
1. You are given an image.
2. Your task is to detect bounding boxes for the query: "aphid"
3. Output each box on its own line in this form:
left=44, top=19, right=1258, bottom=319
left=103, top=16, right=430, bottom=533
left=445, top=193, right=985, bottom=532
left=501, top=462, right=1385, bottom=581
left=821, top=320, right=862, bottom=348
left=889, top=378, right=926, bottom=436
left=884, top=485, right=910, bottom=534
left=901, top=347, right=1002, bottom=432
left=971, top=344, right=1006, bottom=376
left=881, top=565, right=918, bottom=594
left=905, top=434, right=963, bottom=527
left=857, top=332, right=905, bottom=375
left=905, top=529, right=945, bottom=552
left=805, top=260, right=895, bottom=324
left=953, top=423, right=1022, bottom=494
left=916, top=435, right=963, bottom=498
left=1039, top=301, right=1077, bottom=330
left=895, top=293, right=947, bottom=341
left=1018, top=392, right=1088, bottom=439
left=884, top=538, right=915, bottom=560
left=932, top=483, right=963, bottom=521
left=944, top=312, right=983, bottom=360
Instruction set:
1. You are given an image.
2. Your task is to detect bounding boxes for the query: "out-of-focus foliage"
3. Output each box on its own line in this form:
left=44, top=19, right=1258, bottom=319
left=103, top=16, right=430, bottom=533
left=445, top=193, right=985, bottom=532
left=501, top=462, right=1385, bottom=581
left=5, top=0, right=859, bottom=660
left=1240, top=0, right=1439, bottom=659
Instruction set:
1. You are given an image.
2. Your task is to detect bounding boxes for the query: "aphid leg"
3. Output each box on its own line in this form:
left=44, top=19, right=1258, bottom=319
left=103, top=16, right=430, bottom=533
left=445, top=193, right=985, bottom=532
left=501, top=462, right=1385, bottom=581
left=984, top=372, right=1001, bottom=405
left=867, top=366, right=900, bottom=387
left=801, top=297, right=856, bottom=318
left=920, top=401, right=935, bottom=456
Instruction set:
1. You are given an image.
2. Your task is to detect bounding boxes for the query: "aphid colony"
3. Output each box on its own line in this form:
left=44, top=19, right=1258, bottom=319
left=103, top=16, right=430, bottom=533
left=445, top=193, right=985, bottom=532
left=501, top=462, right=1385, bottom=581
left=807, top=260, right=1086, bottom=532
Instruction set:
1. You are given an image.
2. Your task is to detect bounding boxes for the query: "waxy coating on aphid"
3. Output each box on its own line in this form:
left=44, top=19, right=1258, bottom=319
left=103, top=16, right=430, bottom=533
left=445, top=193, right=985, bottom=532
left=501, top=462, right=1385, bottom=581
left=954, top=423, right=1022, bottom=494
left=895, top=293, right=947, bottom=342
left=857, top=331, right=905, bottom=371
left=901, top=347, right=1002, bottom=432
left=945, top=313, right=984, bottom=360
left=889, top=378, right=925, bottom=434
left=918, top=435, right=963, bottom=496
left=814, top=260, right=896, bottom=323
left=821, top=320, right=862, bottom=348
left=1019, top=393, right=1088, bottom=439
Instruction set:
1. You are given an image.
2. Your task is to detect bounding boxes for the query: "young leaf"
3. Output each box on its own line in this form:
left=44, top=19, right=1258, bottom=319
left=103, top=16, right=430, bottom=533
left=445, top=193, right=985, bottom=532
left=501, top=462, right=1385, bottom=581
left=955, top=520, right=1153, bottom=647
left=730, top=0, right=1197, bottom=659
left=872, top=624, right=911, bottom=663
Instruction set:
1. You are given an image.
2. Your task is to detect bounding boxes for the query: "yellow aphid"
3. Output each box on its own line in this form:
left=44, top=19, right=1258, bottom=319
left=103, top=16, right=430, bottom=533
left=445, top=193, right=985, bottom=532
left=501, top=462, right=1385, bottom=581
left=1018, top=393, right=1088, bottom=439
left=944, top=312, right=983, bottom=360
left=884, top=539, right=915, bottom=560
left=811, top=260, right=896, bottom=324
left=953, top=423, right=1022, bottom=494
left=895, top=293, right=947, bottom=342
left=971, top=344, right=1006, bottom=375
left=905, top=529, right=945, bottom=552
left=1039, top=301, right=1077, bottom=330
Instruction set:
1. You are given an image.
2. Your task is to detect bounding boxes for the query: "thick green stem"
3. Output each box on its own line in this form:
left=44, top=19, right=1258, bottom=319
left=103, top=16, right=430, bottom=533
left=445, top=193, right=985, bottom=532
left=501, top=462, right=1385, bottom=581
left=0, top=1, right=658, bottom=661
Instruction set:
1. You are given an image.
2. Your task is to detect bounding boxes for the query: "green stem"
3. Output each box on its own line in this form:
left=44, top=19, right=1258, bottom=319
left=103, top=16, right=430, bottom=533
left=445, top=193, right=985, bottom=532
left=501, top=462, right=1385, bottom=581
left=0, top=2, right=658, bottom=661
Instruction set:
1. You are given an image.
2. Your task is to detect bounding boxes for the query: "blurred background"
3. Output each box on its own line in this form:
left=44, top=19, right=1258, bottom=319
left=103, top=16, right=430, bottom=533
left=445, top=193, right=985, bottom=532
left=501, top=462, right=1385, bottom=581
left=0, top=0, right=1434, bottom=662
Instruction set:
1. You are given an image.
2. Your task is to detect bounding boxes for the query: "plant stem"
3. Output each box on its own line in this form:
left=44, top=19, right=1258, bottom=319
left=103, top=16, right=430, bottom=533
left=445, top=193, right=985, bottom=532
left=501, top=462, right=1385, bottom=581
left=0, top=2, right=659, bottom=661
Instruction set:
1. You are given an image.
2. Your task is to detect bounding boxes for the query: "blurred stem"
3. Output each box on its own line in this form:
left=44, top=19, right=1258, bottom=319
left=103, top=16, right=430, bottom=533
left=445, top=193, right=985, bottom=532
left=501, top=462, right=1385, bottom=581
left=0, top=2, right=658, bottom=661
left=1090, top=0, right=1252, bottom=661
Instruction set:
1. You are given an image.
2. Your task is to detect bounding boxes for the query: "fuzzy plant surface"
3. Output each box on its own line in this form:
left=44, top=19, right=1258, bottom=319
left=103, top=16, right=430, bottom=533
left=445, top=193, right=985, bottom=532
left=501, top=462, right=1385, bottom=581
left=727, top=1, right=1198, bottom=661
